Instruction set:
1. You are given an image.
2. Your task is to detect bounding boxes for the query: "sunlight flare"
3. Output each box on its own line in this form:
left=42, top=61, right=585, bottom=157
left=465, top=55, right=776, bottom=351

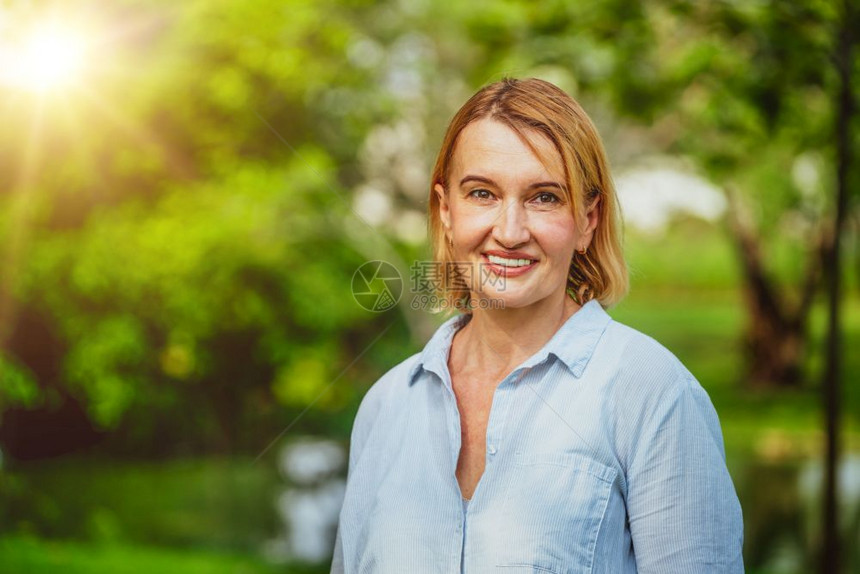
left=1, top=22, right=88, bottom=92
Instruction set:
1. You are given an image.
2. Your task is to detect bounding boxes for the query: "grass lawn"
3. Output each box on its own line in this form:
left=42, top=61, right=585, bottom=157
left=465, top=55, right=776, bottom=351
left=0, top=535, right=315, bottom=574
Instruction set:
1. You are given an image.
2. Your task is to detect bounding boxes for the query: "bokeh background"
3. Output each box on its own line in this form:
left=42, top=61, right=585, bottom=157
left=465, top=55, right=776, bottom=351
left=1, top=1, right=859, bottom=573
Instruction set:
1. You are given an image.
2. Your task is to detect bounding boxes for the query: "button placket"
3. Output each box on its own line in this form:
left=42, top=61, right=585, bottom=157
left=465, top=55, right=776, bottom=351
left=485, top=367, right=527, bottom=462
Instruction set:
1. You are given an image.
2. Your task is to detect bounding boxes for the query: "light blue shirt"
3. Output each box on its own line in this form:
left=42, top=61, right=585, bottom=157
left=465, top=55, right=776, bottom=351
left=332, top=300, right=744, bottom=573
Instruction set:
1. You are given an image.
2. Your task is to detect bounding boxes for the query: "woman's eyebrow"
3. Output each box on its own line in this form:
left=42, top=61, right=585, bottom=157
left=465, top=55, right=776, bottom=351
left=459, top=175, right=495, bottom=187
left=527, top=181, right=566, bottom=191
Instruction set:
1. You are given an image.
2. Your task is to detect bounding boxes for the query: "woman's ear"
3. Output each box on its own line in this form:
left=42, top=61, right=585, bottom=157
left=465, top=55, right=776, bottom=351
left=434, top=183, right=451, bottom=236
left=580, top=194, right=601, bottom=249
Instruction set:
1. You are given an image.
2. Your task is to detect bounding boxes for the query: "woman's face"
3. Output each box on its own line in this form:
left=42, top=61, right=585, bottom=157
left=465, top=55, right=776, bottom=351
left=435, top=118, right=599, bottom=310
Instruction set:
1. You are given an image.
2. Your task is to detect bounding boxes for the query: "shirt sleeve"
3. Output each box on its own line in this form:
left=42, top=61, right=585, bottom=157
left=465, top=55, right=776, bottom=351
left=330, top=418, right=363, bottom=574
left=330, top=524, right=345, bottom=574
left=626, top=374, right=744, bottom=573
left=330, top=378, right=387, bottom=574
left=330, top=412, right=366, bottom=574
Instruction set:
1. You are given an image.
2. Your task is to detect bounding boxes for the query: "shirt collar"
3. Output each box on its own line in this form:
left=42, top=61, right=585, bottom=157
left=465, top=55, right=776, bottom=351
left=407, top=299, right=612, bottom=386
left=407, top=313, right=469, bottom=387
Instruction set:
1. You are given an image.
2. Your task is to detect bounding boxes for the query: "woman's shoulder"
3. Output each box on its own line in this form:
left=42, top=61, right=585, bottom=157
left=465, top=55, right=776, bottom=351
left=353, top=352, right=423, bottom=425
left=345, top=353, right=423, bottom=468
left=596, top=317, right=728, bottom=465
left=596, top=317, right=701, bottom=403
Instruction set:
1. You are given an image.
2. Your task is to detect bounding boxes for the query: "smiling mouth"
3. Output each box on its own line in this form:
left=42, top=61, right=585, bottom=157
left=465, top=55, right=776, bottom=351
left=480, top=253, right=539, bottom=279
left=485, top=254, right=537, bottom=268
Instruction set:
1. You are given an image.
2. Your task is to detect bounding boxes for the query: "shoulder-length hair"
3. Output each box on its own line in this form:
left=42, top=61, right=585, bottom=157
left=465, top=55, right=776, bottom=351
left=428, top=77, right=628, bottom=310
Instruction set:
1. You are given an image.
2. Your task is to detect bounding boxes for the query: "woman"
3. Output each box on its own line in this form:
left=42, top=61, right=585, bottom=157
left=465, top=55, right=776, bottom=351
left=332, top=78, right=744, bottom=573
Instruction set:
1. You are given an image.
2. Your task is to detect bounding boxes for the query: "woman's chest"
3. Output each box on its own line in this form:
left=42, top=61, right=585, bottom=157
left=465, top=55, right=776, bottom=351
left=452, top=376, right=496, bottom=450
left=452, top=379, right=496, bottom=499
left=345, top=380, right=629, bottom=574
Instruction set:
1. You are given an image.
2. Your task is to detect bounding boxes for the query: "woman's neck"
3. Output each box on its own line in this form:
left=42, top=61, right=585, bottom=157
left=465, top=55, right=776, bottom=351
left=449, top=291, right=582, bottom=384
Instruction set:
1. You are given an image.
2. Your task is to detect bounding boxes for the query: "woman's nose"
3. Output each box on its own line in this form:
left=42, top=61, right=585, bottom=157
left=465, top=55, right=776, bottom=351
left=491, top=200, right=531, bottom=247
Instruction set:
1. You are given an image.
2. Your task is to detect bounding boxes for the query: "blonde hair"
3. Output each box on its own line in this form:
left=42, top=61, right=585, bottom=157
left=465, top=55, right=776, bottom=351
left=428, top=77, right=628, bottom=310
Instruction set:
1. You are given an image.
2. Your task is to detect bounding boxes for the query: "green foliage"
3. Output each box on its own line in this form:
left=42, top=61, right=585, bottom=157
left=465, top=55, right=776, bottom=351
left=63, top=316, right=146, bottom=427
left=271, top=344, right=337, bottom=409
left=645, top=1, right=841, bottom=221
left=21, top=154, right=375, bottom=433
left=0, top=353, right=41, bottom=410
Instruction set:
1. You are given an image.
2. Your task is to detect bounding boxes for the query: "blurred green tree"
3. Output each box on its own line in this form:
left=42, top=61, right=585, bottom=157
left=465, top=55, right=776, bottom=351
left=0, top=0, right=413, bottom=455
left=1, top=0, right=857, bottom=458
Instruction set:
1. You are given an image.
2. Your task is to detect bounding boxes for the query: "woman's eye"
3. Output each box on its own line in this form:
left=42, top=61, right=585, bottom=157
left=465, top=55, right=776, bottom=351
left=469, top=189, right=493, bottom=200
left=534, top=192, right=560, bottom=204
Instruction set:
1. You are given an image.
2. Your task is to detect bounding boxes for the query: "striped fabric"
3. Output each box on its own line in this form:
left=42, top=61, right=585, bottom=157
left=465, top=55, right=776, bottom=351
left=331, top=299, right=744, bottom=573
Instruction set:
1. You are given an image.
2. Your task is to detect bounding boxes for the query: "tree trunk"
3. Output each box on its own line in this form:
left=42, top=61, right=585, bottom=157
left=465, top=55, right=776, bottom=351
left=821, top=1, right=855, bottom=571
left=725, top=187, right=821, bottom=388
left=743, top=306, right=805, bottom=386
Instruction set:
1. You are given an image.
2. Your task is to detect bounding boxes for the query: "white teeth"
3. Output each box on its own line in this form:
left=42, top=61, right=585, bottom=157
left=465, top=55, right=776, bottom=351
left=487, top=255, right=534, bottom=267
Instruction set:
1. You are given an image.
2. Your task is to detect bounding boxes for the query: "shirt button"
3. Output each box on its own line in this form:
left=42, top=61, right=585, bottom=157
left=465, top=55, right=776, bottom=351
left=488, top=444, right=497, bottom=455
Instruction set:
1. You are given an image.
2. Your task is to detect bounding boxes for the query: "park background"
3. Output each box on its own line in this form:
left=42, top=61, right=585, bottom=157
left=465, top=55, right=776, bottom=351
left=1, top=0, right=858, bottom=572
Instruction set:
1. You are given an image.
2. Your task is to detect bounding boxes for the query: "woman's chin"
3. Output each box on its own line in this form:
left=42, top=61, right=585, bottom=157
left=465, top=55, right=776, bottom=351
left=470, top=289, right=545, bottom=311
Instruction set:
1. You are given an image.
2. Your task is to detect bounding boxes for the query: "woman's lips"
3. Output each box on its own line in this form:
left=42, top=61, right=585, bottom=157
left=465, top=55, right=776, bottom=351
left=481, top=254, right=538, bottom=278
